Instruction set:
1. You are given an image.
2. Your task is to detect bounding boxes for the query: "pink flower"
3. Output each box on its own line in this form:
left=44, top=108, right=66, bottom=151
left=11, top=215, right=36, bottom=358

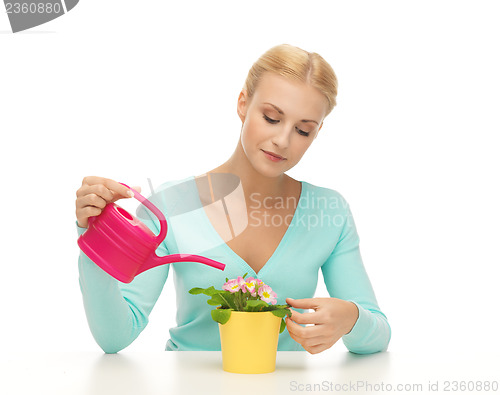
left=258, top=284, right=277, bottom=305
left=243, top=277, right=258, bottom=297
left=222, top=279, right=242, bottom=293
left=236, top=276, right=246, bottom=292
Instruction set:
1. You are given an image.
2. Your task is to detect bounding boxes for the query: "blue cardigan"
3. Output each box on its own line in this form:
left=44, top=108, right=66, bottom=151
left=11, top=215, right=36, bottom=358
left=76, top=175, right=391, bottom=353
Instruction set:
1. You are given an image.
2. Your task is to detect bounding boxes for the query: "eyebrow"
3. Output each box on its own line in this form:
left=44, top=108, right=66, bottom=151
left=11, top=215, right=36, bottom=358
left=263, top=102, right=319, bottom=125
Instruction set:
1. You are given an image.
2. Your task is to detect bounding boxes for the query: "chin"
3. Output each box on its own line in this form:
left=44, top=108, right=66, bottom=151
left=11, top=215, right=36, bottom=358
left=257, top=161, right=291, bottom=178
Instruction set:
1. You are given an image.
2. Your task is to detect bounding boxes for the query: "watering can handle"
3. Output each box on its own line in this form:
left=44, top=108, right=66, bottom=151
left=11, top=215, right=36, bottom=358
left=118, top=182, right=167, bottom=244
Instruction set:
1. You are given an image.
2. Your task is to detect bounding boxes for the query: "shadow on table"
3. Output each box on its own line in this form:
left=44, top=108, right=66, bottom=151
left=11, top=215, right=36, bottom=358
left=85, top=354, right=154, bottom=395
left=170, top=350, right=391, bottom=395
left=334, top=351, right=392, bottom=381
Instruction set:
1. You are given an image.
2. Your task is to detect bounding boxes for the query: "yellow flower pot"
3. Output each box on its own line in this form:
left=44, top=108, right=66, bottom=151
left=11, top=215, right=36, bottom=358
left=218, top=311, right=281, bottom=374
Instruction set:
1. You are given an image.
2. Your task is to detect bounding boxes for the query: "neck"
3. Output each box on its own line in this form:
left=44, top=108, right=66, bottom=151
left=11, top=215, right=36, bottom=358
left=207, top=139, right=292, bottom=202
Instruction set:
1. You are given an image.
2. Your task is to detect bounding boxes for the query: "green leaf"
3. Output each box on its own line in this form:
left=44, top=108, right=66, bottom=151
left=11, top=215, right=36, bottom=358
left=279, top=318, right=286, bottom=333
left=271, top=305, right=293, bottom=318
left=245, top=299, right=267, bottom=311
left=271, top=309, right=287, bottom=318
left=211, top=308, right=232, bottom=325
left=242, top=272, right=248, bottom=279
left=207, top=293, right=227, bottom=306
left=245, top=299, right=267, bottom=307
left=188, top=287, right=205, bottom=295
left=203, top=286, right=220, bottom=296
left=218, top=291, right=237, bottom=310
left=188, top=286, right=220, bottom=296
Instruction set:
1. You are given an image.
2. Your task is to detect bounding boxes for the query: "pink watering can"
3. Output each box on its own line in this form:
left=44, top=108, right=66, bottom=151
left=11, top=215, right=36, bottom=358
left=78, top=182, right=226, bottom=283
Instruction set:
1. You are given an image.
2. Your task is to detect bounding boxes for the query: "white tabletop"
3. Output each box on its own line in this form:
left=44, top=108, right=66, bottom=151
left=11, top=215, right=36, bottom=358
left=1, top=351, right=498, bottom=395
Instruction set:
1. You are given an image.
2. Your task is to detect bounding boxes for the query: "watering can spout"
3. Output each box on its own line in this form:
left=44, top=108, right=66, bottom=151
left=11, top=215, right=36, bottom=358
left=137, top=252, right=226, bottom=276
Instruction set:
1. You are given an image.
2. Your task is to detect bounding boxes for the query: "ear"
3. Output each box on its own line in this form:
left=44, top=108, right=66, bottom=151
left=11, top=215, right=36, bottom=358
left=237, top=89, right=248, bottom=123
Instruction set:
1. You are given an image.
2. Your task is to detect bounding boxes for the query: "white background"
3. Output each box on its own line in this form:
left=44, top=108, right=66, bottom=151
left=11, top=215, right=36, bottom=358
left=1, top=0, right=499, bottom=356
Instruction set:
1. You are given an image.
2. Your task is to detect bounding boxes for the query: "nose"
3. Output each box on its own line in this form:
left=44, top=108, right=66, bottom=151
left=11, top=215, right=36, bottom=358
left=270, top=122, right=292, bottom=149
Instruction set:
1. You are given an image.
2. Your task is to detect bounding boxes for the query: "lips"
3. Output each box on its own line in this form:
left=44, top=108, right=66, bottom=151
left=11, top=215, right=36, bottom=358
left=262, top=150, right=286, bottom=160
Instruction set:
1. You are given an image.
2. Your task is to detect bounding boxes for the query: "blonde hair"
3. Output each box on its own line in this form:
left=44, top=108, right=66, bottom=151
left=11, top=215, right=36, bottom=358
left=243, top=44, right=338, bottom=117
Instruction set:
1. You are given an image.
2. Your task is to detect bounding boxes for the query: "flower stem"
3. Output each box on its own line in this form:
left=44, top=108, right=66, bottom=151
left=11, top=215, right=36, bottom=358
left=240, top=291, right=245, bottom=311
left=235, top=292, right=239, bottom=310
left=239, top=291, right=246, bottom=311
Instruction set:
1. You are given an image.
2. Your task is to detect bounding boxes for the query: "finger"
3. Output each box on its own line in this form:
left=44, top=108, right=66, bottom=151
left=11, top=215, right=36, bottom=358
left=126, top=185, right=142, bottom=199
left=77, top=183, right=114, bottom=202
left=78, top=206, right=103, bottom=223
left=107, top=182, right=135, bottom=202
left=286, top=317, right=322, bottom=339
left=302, top=334, right=330, bottom=349
left=306, top=342, right=330, bottom=355
left=286, top=297, right=325, bottom=310
left=76, top=192, right=108, bottom=211
left=286, top=320, right=327, bottom=354
left=285, top=318, right=301, bottom=343
left=289, top=309, right=320, bottom=325
left=82, top=176, right=133, bottom=201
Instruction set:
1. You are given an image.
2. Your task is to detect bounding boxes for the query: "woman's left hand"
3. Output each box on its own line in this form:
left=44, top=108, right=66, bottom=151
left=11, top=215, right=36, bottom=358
left=285, top=297, right=359, bottom=354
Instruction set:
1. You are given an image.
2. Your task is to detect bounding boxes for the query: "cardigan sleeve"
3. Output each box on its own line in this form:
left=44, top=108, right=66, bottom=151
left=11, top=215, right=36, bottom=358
left=320, top=198, right=391, bottom=354
left=76, top=202, right=171, bottom=354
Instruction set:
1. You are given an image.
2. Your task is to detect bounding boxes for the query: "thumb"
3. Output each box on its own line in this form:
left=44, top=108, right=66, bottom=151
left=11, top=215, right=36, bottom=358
left=127, top=185, right=142, bottom=196
left=286, top=297, right=318, bottom=309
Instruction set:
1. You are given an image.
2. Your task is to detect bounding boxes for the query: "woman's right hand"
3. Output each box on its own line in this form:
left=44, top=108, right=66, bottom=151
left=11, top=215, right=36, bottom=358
left=75, top=176, right=142, bottom=228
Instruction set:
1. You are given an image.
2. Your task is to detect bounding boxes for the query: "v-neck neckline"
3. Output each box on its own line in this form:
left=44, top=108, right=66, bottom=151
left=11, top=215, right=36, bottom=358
left=191, top=175, right=306, bottom=277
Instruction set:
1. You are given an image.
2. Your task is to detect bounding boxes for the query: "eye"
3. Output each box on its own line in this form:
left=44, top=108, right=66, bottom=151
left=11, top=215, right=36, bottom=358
left=264, top=114, right=310, bottom=137
left=263, top=114, right=279, bottom=124
left=296, top=127, right=310, bottom=137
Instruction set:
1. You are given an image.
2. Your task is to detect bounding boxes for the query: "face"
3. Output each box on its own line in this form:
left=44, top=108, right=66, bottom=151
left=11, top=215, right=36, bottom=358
left=237, top=72, right=328, bottom=177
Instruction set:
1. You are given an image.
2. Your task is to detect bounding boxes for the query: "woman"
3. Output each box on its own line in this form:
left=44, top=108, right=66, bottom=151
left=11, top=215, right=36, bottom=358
left=75, top=44, right=391, bottom=355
